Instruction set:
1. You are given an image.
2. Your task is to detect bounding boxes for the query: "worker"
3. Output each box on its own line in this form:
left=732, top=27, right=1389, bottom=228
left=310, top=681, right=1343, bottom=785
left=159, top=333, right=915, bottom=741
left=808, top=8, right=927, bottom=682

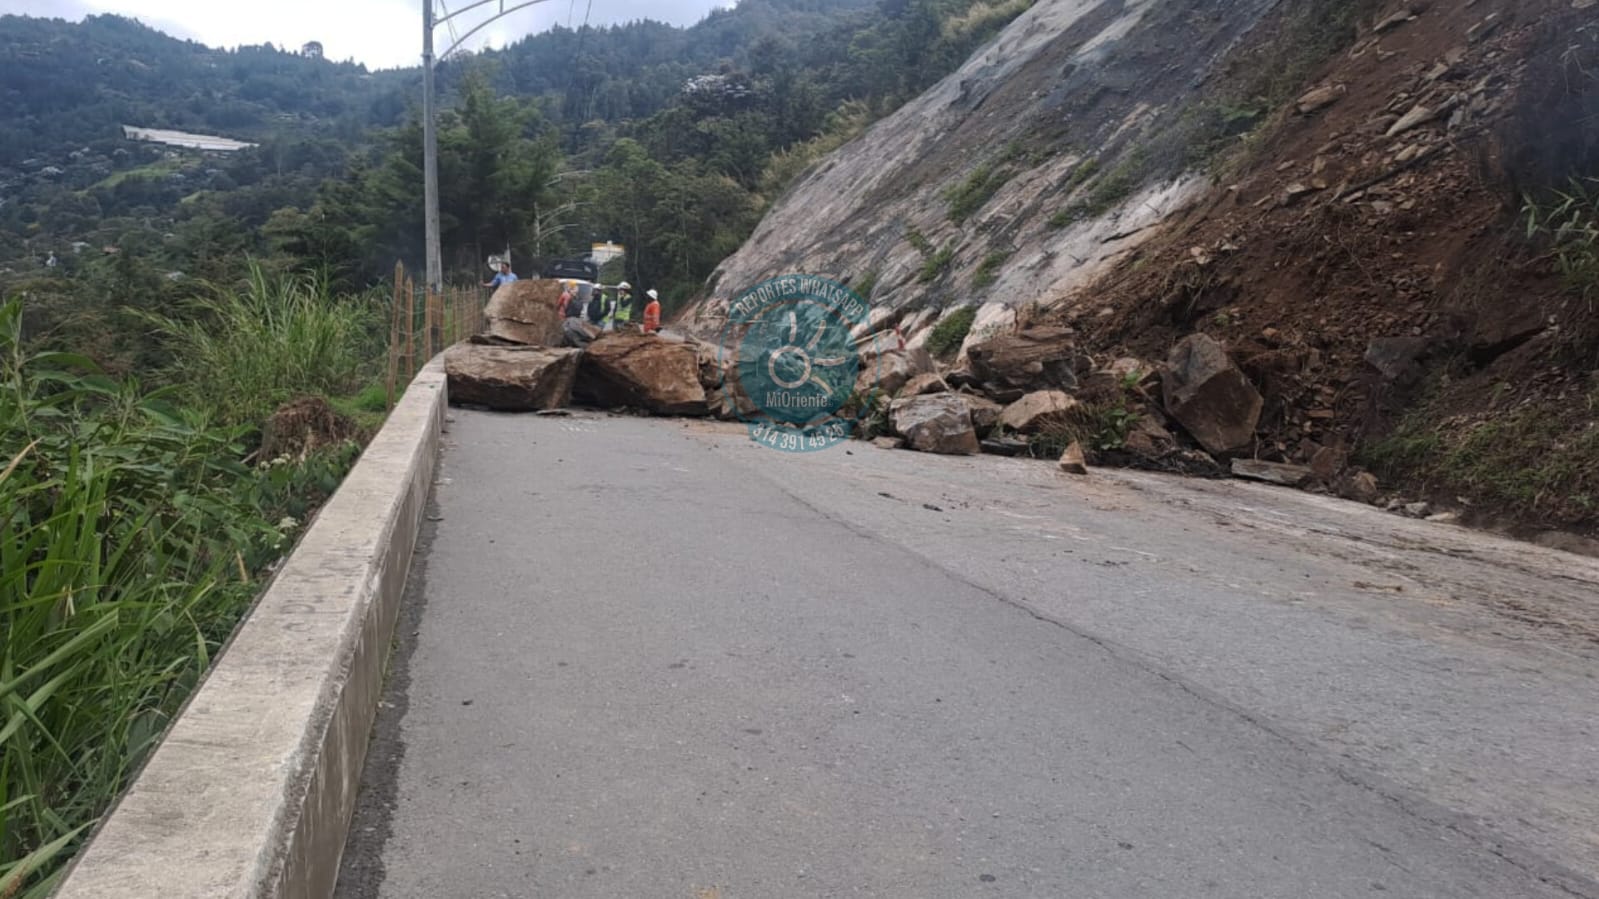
left=642, top=289, right=662, bottom=333
left=556, top=280, right=574, bottom=317
left=612, top=281, right=634, bottom=331
left=483, top=260, right=517, bottom=289
left=586, top=284, right=607, bottom=326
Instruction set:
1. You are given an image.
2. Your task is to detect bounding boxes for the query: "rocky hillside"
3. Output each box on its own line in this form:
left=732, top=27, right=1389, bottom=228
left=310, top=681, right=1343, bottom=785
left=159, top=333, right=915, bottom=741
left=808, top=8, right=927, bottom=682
left=686, top=0, right=1599, bottom=541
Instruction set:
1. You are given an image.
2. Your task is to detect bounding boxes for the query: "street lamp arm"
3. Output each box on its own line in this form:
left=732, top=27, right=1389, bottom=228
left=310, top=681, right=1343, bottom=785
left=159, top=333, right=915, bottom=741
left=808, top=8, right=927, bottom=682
left=440, top=0, right=560, bottom=58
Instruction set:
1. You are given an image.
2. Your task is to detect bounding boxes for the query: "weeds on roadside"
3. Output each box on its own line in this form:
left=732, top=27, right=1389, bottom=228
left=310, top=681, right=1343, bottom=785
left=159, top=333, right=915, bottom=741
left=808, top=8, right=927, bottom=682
left=1522, top=177, right=1599, bottom=300
left=138, top=263, right=383, bottom=428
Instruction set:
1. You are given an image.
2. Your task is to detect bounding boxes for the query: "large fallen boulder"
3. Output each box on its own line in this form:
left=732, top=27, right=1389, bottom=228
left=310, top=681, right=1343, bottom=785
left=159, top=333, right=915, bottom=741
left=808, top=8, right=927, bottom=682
left=1162, top=333, right=1263, bottom=455
left=855, top=345, right=934, bottom=397
left=889, top=394, right=979, bottom=455
left=484, top=279, right=565, bottom=346
left=964, top=327, right=1085, bottom=396
left=999, top=390, right=1079, bottom=433
left=444, top=344, right=581, bottom=411
left=958, top=393, right=1004, bottom=436
left=574, top=332, right=708, bottom=416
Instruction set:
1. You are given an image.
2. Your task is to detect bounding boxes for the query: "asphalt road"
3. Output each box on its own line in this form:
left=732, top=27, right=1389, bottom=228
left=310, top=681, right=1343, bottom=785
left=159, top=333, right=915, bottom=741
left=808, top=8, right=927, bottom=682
left=336, top=410, right=1599, bottom=899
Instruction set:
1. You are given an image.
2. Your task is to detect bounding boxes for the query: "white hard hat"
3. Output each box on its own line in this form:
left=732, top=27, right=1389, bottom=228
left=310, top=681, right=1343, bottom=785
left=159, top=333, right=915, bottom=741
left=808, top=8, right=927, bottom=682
left=647, top=289, right=659, bottom=300
left=617, top=281, right=631, bottom=291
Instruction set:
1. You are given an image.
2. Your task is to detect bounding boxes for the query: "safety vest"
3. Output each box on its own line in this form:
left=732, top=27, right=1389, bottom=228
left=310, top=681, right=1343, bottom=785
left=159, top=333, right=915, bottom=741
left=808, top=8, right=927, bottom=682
left=613, top=293, right=633, bottom=323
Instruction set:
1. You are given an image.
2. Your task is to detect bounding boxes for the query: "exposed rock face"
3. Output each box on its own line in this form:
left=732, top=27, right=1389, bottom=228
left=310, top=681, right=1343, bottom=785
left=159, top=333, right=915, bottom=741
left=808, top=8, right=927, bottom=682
left=484, top=279, right=565, bottom=346
left=573, top=332, right=708, bottom=416
left=965, top=328, right=1084, bottom=397
left=1162, top=334, right=1263, bottom=455
left=445, top=344, right=581, bottom=411
left=889, top=394, right=980, bottom=455
left=682, top=0, right=1280, bottom=340
left=999, top=390, right=1078, bottom=434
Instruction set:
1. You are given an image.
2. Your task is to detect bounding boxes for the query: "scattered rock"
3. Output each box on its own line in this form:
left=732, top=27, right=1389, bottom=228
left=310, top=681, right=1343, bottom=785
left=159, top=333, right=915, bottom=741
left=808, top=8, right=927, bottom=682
left=1122, top=415, right=1177, bottom=459
left=1364, top=336, right=1430, bottom=381
left=1466, top=13, right=1501, bottom=43
left=1404, top=501, right=1434, bottom=518
left=483, top=279, right=566, bottom=346
left=561, top=318, right=600, bottom=348
left=1374, top=7, right=1418, bottom=32
left=857, top=345, right=934, bottom=397
left=958, top=393, right=1006, bottom=436
left=444, top=344, right=582, bottom=412
left=871, top=436, right=906, bottom=450
left=1162, top=334, right=1263, bottom=455
left=1343, top=471, right=1380, bottom=502
left=898, top=372, right=951, bottom=398
left=1058, top=441, right=1089, bottom=475
left=889, top=394, right=980, bottom=455
left=574, top=332, right=708, bottom=416
left=1230, top=459, right=1313, bottom=487
left=964, top=327, right=1084, bottom=395
left=1426, top=511, right=1462, bottom=524
left=1309, top=445, right=1348, bottom=481
left=1296, top=85, right=1343, bottom=114
left=998, top=390, right=1079, bottom=433
left=980, top=436, right=1031, bottom=457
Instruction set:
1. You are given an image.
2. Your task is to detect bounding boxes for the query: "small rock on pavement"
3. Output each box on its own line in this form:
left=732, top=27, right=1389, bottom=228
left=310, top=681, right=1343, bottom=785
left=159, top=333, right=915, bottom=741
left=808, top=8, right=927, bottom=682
left=1426, top=511, right=1462, bottom=524
left=1404, top=501, right=1433, bottom=518
left=872, top=436, right=906, bottom=450
left=1342, top=471, right=1380, bottom=503
left=1231, top=459, right=1313, bottom=487
left=1058, top=441, right=1089, bottom=475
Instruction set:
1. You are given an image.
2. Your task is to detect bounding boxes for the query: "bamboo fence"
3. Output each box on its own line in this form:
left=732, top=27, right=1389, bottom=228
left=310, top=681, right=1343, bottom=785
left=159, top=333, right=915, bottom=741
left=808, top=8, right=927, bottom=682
left=385, top=260, right=490, bottom=408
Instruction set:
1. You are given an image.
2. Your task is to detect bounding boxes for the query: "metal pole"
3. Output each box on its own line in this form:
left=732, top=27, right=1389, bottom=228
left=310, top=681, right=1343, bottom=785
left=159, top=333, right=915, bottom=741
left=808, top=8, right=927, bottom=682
left=422, top=0, right=443, bottom=293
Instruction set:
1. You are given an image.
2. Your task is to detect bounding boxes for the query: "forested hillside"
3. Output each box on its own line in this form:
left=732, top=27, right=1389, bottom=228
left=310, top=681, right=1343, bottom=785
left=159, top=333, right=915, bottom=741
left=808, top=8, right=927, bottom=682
left=0, top=0, right=1032, bottom=374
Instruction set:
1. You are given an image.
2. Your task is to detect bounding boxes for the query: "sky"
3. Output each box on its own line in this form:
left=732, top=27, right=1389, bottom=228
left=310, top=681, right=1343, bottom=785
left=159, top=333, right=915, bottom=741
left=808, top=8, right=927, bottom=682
left=1, top=0, right=736, bottom=68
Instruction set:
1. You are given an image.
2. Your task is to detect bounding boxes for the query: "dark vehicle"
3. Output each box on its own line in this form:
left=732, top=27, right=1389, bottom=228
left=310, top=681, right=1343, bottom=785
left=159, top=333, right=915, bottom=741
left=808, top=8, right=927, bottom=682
left=542, top=258, right=599, bottom=282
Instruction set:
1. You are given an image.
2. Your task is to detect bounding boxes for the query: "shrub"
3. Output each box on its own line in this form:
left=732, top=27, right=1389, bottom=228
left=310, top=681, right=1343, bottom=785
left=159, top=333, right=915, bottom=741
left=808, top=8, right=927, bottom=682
left=974, top=250, right=1011, bottom=289
left=140, top=263, right=383, bottom=429
left=926, top=305, right=978, bottom=357
left=918, top=246, right=956, bottom=283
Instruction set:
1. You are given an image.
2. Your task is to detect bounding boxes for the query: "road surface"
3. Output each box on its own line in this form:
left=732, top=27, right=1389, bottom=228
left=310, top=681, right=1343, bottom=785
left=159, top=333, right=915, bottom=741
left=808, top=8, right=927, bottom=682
left=336, top=410, right=1599, bottom=898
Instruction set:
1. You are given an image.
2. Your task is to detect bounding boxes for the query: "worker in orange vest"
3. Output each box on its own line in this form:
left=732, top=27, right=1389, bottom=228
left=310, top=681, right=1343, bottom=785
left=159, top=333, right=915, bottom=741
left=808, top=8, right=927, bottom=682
left=642, top=289, right=662, bottom=333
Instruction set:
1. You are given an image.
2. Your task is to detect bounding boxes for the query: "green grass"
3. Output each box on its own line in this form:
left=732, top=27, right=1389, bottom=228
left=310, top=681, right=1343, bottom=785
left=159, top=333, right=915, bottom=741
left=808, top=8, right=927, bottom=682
left=87, top=160, right=184, bottom=192
left=926, top=305, right=978, bottom=357
left=0, top=269, right=385, bottom=893
left=1048, top=153, right=1144, bottom=228
left=1360, top=393, right=1599, bottom=522
left=918, top=246, right=956, bottom=283
left=1523, top=177, right=1599, bottom=300
left=973, top=250, right=1011, bottom=289
left=853, top=270, right=879, bottom=300
left=139, top=263, right=383, bottom=428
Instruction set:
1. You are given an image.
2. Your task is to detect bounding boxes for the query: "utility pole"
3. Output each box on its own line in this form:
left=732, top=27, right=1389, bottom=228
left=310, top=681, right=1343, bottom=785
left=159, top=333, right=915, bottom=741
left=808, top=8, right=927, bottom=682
left=421, top=0, right=564, bottom=294
left=422, top=0, right=442, bottom=293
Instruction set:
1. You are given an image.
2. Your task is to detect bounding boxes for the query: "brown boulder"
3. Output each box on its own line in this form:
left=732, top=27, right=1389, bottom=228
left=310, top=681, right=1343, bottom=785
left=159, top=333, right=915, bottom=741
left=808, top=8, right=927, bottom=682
left=999, top=390, right=1079, bottom=434
left=958, top=393, right=1005, bottom=436
left=1230, top=459, right=1313, bottom=487
left=1162, top=334, right=1263, bottom=455
left=856, top=345, right=934, bottom=397
left=964, top=327, right=1084, bottom=394
left=1123, top=414, right=1177, bottom=458
left=1058, top=441, right=1090, bottom=475
left=898, top=372, right=951, bottom=398
left=889, top=394, right=979, bottom=455
left=444, top=344, right=581, bottom=411
left=483, top=279, right=565, bottom=346
left=574, top=332, right=708, bottom=416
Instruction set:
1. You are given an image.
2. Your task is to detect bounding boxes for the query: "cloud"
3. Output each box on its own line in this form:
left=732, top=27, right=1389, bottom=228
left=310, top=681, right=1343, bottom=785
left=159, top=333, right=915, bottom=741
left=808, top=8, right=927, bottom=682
left=0, top=0, right=736, bottom=68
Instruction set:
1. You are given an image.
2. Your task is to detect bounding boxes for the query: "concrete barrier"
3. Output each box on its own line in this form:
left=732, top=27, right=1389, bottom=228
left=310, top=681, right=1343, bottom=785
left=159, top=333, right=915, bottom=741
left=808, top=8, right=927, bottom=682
left=55, top=360, right=448, bottom=899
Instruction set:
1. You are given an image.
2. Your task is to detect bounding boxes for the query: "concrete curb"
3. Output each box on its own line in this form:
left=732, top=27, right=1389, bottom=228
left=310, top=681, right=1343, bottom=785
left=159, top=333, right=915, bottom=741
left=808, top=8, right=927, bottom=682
left=55, top=359, right=448, bottom=899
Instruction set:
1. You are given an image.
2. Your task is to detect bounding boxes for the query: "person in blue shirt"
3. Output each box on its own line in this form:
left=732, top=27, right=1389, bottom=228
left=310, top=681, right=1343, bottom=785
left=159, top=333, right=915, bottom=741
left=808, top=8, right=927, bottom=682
left=483, top=261, right=518, bottom=289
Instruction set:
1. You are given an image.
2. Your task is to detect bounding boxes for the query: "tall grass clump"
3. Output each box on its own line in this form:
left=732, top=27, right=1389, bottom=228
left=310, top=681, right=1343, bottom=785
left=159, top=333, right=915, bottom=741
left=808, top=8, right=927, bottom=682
left=0, top=296, right=361, bottom=896
left=141, top=263, right=383, bottom=428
